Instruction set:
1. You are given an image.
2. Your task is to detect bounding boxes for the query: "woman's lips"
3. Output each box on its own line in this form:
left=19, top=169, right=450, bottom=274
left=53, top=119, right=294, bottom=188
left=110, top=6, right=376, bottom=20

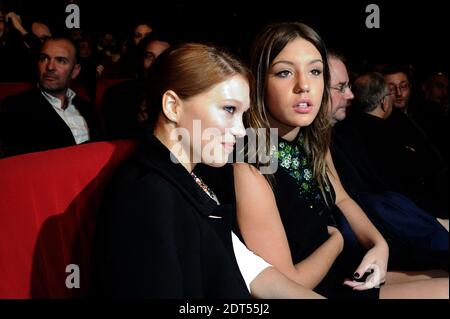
left=293, top=104, right=313, bottom=114
left=222, top=142, right=235, bottom=152
left=293, top=99, right=313, bottom=113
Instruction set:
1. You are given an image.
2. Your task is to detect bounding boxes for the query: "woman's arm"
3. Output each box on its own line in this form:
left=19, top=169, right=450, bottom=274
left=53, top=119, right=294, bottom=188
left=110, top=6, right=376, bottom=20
left=326, top=149, right=386, bottom=248
left=231, top=231, right=325, bottom=298
left=251, top=267, right=325, bottom=299
left=234, top=163, right=343, bottom=289
left=326, top=149, right=389, bottom=287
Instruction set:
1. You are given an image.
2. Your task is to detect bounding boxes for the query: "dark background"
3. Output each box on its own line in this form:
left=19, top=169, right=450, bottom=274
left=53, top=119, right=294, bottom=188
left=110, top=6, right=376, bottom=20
left=1, top=0, right=448, bottom=77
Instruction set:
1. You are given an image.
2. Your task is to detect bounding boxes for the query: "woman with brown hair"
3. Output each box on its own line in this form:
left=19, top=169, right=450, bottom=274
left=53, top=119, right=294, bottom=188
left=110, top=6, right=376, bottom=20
left=92, top=42, right=323, bottom=298
left=233, top=22, right=448, bottom=298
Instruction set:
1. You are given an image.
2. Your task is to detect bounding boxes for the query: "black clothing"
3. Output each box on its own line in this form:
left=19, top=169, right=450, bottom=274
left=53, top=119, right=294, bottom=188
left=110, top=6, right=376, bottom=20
left=331, top=113, right=448, bottom=271
left=0, top=29, right=40, bottom=82
left=334, top=111, right=447, bottom=217
left=91, top=135, right=250, bottom=298
left=0, top=87, right=102, bottom=158
left=331, top=120, right=390, bottom=197
left=272, top=136, right=379, bottom=299
left=387, top=109, right=445, bottom=170
left=102, top=79, right=148, bottom=140
left=411, top=99, right=448, bottom=161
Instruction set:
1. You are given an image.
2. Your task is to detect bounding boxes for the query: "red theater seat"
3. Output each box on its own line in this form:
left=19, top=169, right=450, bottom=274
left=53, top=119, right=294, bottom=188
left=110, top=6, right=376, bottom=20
left=0, top=82, right=33, bottom=101
left=0, top=82, right=91, bottom=102
left=70, top=82, right=91, bottom=102
left=0, top=140, right=136, bottom=298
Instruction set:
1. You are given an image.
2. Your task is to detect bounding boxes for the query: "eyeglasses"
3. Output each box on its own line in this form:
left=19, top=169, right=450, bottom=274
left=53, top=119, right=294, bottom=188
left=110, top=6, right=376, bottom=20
left=330, top=83, right=352, bottom=94
left=388, top=82, right=410, bottom=93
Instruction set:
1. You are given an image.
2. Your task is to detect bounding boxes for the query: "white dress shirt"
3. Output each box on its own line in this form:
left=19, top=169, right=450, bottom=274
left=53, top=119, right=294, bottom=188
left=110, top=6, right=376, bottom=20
left=41, top=88, right=90, bottom=144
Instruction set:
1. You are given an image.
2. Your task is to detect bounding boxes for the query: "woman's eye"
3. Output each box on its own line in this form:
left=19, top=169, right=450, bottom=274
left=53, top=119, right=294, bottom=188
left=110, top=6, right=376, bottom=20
left=224, top=106, right=236, bottom=114
left=311, top=69, right=323, bottom=76
left=275, top=70, right=292, bottom=78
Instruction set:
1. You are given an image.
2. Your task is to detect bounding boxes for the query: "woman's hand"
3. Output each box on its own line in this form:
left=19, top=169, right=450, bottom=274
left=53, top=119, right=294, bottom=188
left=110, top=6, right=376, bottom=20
left=343, top=242, right=389, bottom=290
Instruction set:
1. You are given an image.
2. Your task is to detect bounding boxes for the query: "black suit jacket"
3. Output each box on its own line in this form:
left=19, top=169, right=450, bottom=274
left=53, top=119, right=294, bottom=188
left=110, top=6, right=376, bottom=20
left=0, top=87, right=101, bottom=157
left=331, top=118, right=391, bottom=196
left=91, top=135, right=250, bottom=298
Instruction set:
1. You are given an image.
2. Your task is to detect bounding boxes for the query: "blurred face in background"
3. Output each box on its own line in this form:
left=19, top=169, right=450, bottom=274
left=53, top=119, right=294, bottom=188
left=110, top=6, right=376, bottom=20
left=384, top=72, right=411, bottom=110
left=143, top=40, right=170, bottom=69
left=424, top=73, right=449, bottom=107
left=78, top=40, right=92, bottom=59
left=134, top=24, right=152, bottom=45
left=100, top=32, right=115, bottom=50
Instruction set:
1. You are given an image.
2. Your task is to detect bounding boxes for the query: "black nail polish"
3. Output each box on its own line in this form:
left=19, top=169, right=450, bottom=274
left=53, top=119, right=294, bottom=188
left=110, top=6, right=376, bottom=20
left=354, top=272, right=360, bottom=279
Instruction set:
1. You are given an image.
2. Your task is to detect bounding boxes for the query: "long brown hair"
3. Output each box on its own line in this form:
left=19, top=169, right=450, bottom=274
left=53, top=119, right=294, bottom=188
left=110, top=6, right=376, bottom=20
left=250, top=22, right=332, bottom=196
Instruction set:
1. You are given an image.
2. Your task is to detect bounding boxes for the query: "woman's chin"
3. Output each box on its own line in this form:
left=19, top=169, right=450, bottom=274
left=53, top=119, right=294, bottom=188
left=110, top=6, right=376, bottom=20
left=204, top=161, right=228, bottom=168
left=202, top=153, right=232, bottom=167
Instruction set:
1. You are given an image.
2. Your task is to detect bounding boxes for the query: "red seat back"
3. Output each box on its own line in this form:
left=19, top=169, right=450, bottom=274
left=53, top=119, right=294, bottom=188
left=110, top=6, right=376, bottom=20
left=0, top=82, right=34, bottom=101
left=0, top=82, right=90, bottom=102
left=0, top=140, right=136, bottom=298
left=70, top=82, right=91, bottom=102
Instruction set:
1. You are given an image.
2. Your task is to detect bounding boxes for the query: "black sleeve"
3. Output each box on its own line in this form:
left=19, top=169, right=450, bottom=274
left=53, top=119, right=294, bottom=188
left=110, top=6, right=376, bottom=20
left=92, top=177, right=185, bottom=298
left=0, top=96, right=26, bottom=157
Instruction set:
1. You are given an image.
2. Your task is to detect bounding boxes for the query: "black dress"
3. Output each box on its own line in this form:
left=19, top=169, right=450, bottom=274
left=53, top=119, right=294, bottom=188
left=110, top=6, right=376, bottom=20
left=91, top=134, right=250, bottom=298
left=271, top=134, right=379, bottom=299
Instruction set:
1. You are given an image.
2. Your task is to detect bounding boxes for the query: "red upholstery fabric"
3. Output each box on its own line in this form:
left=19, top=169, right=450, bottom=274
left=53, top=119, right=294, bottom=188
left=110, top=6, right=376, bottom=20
left=70, top=82, right=91, bottom=102
left=0, top=140, right=136, bottom=298
left=0, top=82, right=91, bottom=102
left=0, top=82, right=33, bottom=101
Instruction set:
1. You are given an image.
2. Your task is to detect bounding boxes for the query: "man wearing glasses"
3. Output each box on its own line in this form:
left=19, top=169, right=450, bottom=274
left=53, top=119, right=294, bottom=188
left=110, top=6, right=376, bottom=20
left=382, top=65, right=446, bottom=176
left=327, top=53, right=395, bottom=196
left=328, top=60, right=449, bottom=272
left=327, top=52, right=354, bottom=125
left=383, top=65, right=412, bottom=114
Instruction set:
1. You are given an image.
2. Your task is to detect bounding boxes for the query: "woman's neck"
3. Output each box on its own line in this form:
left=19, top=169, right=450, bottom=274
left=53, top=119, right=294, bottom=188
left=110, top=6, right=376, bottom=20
left=267, top=113, right=300, bottom=142
left=153, top=125, right=195, bottom=172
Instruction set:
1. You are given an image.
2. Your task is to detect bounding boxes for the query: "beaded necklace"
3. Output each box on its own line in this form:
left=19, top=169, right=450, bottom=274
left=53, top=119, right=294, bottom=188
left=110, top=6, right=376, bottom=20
left=190, top=171, right=220, bottom=205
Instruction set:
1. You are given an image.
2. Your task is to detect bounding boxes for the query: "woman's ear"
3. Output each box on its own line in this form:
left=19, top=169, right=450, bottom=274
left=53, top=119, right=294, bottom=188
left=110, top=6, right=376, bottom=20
left=162, top=90, right=182, bottom=123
